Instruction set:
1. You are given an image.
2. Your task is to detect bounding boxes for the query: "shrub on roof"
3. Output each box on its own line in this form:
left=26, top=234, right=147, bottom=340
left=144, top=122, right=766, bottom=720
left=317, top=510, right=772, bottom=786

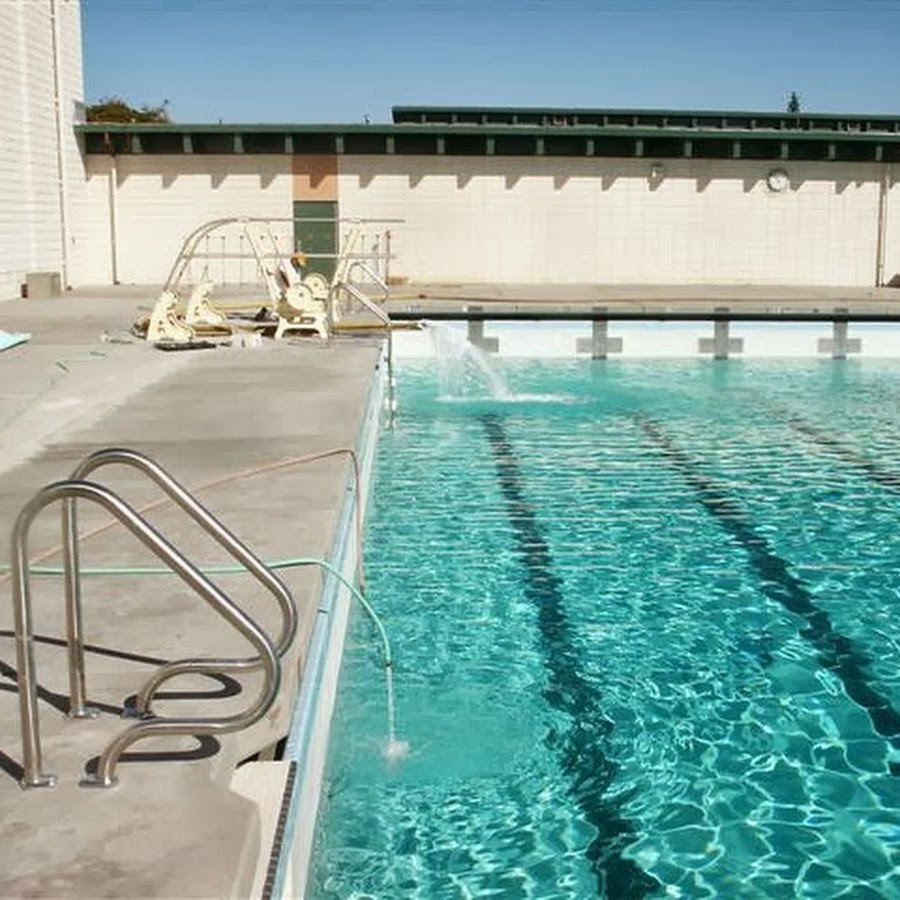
left=86, top=97, right=171, bottom=124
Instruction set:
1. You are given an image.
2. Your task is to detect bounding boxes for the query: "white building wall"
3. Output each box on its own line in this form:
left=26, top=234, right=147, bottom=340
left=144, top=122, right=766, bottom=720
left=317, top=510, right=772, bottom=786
left=879, top=168, right=900, bottom=286
left=57, top=0, right=90, bottom=290
left=69, top=154, right=114, bottom=284
left=0, top=0, right=83, bottom=301
left=77, top=155, right=293, bottom=286
left=70, top=152, right=900, bottom=290
left=338, top=156, right=885, bottom=286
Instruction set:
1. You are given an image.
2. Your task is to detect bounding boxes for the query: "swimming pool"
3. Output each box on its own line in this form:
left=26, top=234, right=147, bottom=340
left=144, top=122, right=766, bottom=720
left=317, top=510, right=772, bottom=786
left=309, top=355, right=900, bottom=898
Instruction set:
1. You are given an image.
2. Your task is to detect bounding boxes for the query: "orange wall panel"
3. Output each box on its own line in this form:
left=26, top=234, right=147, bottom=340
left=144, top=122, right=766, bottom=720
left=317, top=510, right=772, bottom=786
left=292, top=155, right=338, bottom=201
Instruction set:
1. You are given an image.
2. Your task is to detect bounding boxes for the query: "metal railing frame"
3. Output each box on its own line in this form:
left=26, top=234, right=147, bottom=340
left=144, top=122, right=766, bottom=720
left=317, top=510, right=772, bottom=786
left=11, top=480, right=281, bottom=789
left=330, top=257, right=396, bottom=420
left=162, top=215, right=400, bottom=294
left=62, top=448, right=297, bottom=718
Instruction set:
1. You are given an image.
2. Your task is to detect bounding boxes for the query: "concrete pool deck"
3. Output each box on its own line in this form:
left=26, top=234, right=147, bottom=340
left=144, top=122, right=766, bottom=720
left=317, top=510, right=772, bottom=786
left=0, top=288, right=382, bottom=898
left=1, top=279, right=899, bottom=899
left=386, top=281, right=900, bottom=318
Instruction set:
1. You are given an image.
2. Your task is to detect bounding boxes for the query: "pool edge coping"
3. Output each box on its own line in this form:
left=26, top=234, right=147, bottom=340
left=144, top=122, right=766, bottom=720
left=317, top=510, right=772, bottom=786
left=265, top=342, right=388, bottom=900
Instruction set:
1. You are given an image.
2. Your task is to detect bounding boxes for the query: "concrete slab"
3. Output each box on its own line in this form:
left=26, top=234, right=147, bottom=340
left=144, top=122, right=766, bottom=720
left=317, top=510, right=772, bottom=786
left=0, top=289, right=382, bottom=898
left=387, top=281, right=900, bottom=318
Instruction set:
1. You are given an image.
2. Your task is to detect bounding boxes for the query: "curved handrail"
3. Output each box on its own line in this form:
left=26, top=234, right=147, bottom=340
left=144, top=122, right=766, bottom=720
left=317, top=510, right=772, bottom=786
left=61, top=448, right=296, bottom=717
left=11, top=479, right=280, bottom=789
left=163, top=215, right=403, bottom=292
left=345, top=259, right=389, bottom=295
left=164, top=217, right=240, bottom=291
left=339, top=282, right=391, bottom=327
left=333, top=274, right=396, bottom=420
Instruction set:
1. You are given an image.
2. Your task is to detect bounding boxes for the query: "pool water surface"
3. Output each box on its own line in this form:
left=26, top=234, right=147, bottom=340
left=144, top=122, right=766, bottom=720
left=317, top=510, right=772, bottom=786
left=310, top=358, right=900, bottom=899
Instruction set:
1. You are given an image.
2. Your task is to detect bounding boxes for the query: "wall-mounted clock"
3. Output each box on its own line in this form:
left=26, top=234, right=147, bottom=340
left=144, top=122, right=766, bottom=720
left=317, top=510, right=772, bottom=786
left=766, top=168, right=790, bottom=192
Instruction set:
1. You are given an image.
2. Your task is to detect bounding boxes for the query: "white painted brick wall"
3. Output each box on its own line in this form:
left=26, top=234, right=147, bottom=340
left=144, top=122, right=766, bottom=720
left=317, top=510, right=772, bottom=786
left=339, top=156, right=885, bottom=286
left=880, top=172, right=900, bottom=286
left=0, top=0, right=893, bottom=298
left=69, top=154, right=113, bottom=284
left=80, top=155, right=294, bottom=286
left=71, top=151, right=900, bottom=290
left=0, top=0, right=83, bottom=301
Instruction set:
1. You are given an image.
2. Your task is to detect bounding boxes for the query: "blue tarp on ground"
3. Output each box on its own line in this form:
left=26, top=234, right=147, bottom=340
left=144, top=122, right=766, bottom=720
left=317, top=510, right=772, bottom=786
left=0, top=330, right=31, bottom=352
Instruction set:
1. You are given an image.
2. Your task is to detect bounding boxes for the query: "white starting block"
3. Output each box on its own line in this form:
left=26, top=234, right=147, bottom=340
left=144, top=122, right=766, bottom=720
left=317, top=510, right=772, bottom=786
left=184, top=280, right=229, bottom=329
left=146, top=290, right=196, bottom=343
left=275, top=281, right=329, bottom=341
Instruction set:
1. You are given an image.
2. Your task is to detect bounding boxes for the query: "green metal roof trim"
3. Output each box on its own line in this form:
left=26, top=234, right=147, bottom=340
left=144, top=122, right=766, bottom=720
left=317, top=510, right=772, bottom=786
left=392, top=105, right=900, bottom=133
left=76, top=109, right=900, bottom=162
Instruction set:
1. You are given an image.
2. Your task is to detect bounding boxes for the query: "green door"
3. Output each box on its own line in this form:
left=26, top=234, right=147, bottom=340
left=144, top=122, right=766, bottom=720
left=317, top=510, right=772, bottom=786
left=293, top=200, right=338, bottom=280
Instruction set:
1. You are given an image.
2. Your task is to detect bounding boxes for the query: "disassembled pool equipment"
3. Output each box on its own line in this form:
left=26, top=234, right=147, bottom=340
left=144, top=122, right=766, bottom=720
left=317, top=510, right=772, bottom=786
left=138, top=216, right=396, bottom=345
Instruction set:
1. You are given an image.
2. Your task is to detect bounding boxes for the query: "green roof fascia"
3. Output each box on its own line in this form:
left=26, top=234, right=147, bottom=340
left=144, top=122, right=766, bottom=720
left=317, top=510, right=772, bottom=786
left=76, top=123, right=399, bottom=134
left=392, top=104, right=900, bottom=128
left=75, top=122, right=900, bottom=161
left=76, top=122, right=900, bottom=143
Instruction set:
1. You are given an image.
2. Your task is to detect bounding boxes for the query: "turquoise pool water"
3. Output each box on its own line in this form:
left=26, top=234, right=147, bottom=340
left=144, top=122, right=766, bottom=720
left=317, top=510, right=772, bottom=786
left=310, top=358, right=900, bottom=899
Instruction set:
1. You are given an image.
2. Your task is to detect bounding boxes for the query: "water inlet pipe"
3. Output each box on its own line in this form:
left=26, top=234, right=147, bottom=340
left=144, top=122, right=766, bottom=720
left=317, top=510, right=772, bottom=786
left=14, top=555, right=401, bottom=761
left=2, top=443, right=396, bottom=760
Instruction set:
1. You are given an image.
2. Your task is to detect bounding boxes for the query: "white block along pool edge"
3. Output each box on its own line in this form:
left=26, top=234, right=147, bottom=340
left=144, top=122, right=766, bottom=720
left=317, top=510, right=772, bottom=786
left=267, top=346, right=388, bottom=900
left=392, top=321, right=900, bottom=359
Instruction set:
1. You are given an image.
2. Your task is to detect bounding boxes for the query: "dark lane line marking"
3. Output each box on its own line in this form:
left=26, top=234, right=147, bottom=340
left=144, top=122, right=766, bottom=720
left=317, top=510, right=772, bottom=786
left=482, top=414, right=659, bottom=899
left=637, top=415, right=900, bottom=766
left=788, top=417, right=900, bottom=492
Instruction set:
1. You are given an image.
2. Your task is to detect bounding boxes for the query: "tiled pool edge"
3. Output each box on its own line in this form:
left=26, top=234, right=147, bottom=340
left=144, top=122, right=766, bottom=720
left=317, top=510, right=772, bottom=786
left=267, top=345, right=388, bottom=900
left=392, top=322, right=900, bottom=359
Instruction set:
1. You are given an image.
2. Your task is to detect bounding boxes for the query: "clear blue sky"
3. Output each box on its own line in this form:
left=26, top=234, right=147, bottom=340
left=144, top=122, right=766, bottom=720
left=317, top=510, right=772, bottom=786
left=82, top=0, right=900, bottom=124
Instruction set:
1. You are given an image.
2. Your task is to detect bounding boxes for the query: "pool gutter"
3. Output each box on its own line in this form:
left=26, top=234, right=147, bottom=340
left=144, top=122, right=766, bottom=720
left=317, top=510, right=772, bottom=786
left=265, top=345, right=388, bottom=900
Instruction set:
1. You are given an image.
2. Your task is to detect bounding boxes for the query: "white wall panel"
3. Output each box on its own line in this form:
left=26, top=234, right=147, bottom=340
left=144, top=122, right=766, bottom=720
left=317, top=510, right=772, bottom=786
left=338, top=156, right=884, bottom=286
left=880, top=168, right=900, bottom=286
left=0, top=0, right=83, bottom=301
left=106, top=155, right=292, bottom=285
left=68, top=155, right=113, bottom=284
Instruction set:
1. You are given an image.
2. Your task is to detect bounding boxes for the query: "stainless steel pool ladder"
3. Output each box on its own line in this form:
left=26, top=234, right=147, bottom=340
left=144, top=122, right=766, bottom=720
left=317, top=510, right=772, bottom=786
left=11, top=448, right=297, bottom=789
left=333, top=265, right=397, bottom=421
left=64, top=448, right=297, bottom=716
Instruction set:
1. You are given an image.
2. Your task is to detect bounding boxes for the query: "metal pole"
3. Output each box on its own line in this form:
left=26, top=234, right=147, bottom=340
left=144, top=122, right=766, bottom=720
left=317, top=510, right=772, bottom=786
left=876, top=164, right=892, bottom=287
left=108, top=155, right=119, bottom=285
left=49, top=0, right=70, bottom=289
left=11, top=508, right=56, bottom=789
left=61, top=498, right=94, bottom=718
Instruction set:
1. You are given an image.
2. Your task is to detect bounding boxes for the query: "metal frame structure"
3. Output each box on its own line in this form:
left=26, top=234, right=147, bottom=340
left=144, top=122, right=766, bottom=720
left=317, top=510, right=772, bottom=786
left=63, top=448, right=298, bottom=716
left=144, top=215, right=398, bottom=343
left=10, top=449, right=290, bottom=789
